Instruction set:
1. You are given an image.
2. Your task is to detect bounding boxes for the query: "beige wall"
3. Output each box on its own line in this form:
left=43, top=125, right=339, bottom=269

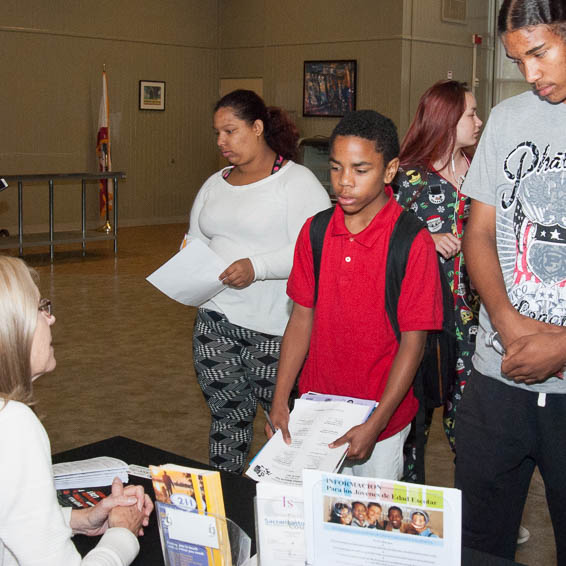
left=0, top=0, right=494, bottom=233
left=220, top=0, right=406, bottom=140
left=0, top=0, right=219, bottom=232
left=219, top=0, right=493, bottom=139
left=403, top=0, right=493, bottom=133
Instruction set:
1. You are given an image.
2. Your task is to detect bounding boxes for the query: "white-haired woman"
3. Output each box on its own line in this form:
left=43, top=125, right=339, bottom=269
left=0, top=256, right=153, bottom=566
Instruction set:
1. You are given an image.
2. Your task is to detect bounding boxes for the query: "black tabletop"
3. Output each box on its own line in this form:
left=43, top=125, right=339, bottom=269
left=52, top=436, right=257, bottom=565
left=53, top=436, right=525, bottom=566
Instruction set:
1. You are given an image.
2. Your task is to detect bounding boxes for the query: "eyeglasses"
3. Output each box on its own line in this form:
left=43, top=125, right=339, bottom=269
left=38, top=298, right=52, bottom=316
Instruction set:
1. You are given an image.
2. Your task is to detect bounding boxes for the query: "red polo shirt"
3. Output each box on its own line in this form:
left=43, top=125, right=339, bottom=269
left=287, top=188, right=443, bottom=441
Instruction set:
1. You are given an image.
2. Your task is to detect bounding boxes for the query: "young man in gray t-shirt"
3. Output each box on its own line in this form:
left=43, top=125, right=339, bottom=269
left=455, top=0, right=566, bottom=561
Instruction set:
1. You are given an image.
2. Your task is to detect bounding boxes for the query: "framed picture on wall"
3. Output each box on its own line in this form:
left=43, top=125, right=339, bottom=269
left=139, top=80, right=166, bottom=111
left=303, top=60, right=356, bottom=117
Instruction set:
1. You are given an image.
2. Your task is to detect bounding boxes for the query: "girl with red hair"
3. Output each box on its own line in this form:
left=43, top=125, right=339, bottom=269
left=394, top=80, right=482, bottom=460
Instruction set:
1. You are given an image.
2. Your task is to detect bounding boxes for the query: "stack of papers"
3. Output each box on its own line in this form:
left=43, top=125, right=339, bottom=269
left=246, top=393, right=377, bottom=485
left=53, top=456, right=129, bottom=489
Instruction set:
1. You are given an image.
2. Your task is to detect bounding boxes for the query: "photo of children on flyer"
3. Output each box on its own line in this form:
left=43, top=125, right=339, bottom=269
left=325, top=497, right=443, bottom=538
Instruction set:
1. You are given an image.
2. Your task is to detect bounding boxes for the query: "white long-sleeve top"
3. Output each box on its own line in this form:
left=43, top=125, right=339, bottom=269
left=187, top=160, right=331, bottom=335
left=0, top=400, right=139, bottom=566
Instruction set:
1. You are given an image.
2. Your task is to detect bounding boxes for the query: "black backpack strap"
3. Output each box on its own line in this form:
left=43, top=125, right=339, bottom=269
left=309, top=207, right=334, bottom=304
left=385, top=210, right=427, bottom=342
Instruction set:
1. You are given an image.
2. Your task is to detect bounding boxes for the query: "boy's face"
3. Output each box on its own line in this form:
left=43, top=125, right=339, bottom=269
left=503, top=24, right=566, bottom=104
left=330, top=135, right=399, bottom=227
left=388, top=508, right=403, bottom=529
left=352, top=503, right=367, bottom=522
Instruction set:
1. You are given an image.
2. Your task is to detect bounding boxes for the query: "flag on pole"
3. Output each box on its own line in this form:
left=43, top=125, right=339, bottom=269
left=96, top=68, right=113, bottom=217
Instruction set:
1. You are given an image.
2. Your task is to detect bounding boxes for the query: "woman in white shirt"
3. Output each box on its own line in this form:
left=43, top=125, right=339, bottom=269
left=0, top=256, right=153, bottom=566
left=187, top=89, right=331, bottom=473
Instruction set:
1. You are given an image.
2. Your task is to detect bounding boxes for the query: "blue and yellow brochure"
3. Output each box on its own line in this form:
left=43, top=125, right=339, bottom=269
left=150, top=464, right=230, bottom=566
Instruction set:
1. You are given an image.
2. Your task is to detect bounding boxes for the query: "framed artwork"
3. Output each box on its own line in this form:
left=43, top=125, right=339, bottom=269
left=139, top=80, right=166, bottom=111
left=303, top=60, right=356, bottom=117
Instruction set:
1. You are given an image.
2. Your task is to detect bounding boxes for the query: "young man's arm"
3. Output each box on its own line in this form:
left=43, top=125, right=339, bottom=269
left=463, top=199, right=566, bottom=383
left=330, top=330, right=426, bottom=460
left=266, top=302, right=314, bottom=444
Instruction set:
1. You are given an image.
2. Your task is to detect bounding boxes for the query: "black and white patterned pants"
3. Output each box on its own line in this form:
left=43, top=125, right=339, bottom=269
left=193, top=308, right=281, bottom=474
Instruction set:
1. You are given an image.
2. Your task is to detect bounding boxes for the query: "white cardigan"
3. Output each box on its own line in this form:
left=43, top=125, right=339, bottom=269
left=0, top=401, right=139, bottom=566
left=187, top=160, right=331, bottom=335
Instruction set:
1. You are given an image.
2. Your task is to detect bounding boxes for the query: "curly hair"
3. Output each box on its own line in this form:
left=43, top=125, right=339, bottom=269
left=329, top=110, right=399, bottom=164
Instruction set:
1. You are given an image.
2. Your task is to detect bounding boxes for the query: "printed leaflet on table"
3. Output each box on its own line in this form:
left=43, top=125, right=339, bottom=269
left=302, top=469, right=461, bottom=566
left=255, top=483, right=305, bottom=566
left=150, top=464, right=231, bottom=566
left=57, top=487, right=110, bottom=509
left=52, top=456, right=129, bottom=489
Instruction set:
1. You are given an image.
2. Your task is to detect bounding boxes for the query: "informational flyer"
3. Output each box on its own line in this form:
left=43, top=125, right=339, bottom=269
left=246, top=399, right=374, bottom=486
left=255, top=483, right=305, bottom=566
left=303, top=470, right=461, bottom=566
left=146, top=239, right=226, bottom=306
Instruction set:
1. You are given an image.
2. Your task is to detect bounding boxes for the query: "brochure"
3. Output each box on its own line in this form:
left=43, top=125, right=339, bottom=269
left=52, top=456, right=128, bottom=489
left=255, top=483, right=305, bottom=566
left=299, top=392, right=376, bottom=411
left=246, top=397, right=375, bottom=486
left=57, top=487, right=110, bottom=508
left=150, top=464, right=231, bottom=566
left=302, top=470, right=461, bottom=566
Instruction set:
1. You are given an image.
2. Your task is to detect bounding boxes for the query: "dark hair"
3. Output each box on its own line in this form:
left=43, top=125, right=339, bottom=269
left=498, top=0, right=566, bottom=38
left=329, top=110, right=400, bottom=165
left=399, top=80, right=469, bottom=171
left=388, top=506, right=403, bottom=517
left=367, top=502, right=382, bottom=510
left=330, top=502, right=352, bottom=524
left=214, top=89, right=299, bottom=160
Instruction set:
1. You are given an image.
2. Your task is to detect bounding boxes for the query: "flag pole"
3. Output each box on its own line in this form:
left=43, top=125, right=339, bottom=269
left=97, top=64, right=112, bottom=233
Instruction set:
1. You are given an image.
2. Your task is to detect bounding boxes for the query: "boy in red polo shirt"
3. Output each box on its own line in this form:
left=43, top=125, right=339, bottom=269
left=267, top=110, right=443, bottom=480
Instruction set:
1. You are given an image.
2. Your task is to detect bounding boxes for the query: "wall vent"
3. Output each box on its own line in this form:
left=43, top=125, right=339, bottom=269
left=442, top=0, right=467, bottom=24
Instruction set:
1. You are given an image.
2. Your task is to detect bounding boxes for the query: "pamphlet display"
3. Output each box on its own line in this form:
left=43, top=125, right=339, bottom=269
left=302, top=470, right=461, bottom=566
left=255, top=483, right=305, bottom=566
left=150, top=464, right=237, bottom=566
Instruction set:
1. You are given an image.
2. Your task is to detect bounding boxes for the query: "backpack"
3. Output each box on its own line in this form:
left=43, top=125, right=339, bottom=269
left=309, top=206, right=457, bottom=409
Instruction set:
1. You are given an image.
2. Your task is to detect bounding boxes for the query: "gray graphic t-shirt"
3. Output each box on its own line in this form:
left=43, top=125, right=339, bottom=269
left=462, top=90, right=566, bottom=393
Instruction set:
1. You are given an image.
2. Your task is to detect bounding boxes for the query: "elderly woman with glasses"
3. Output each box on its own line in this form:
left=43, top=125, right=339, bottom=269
left=0, top=256, right=153, bottom=566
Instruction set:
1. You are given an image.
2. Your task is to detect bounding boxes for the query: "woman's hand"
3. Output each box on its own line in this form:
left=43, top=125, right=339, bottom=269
left=108, top=501, right=149, bottom=536
left=430, top=233, right=461, bottom=259
left=219, top=258, right=255, bottom=288
left=70, top=477, right=153, bottom=537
